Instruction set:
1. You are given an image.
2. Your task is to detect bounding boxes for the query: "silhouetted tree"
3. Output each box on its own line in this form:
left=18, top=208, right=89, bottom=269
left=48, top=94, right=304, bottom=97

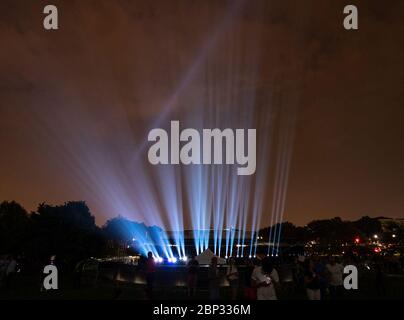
left=29, top=201, right=105, bottom=266
left=353, top=216, right=382, bottom=238
left=0, top=201, right=30, bottom=254
left=102, top=216, right=148, bottom=242
left=307, top=217, right=359, bottom=244
left=260, top=222, right=309, bottom=244
left=102, top=217, right=167, bottom=256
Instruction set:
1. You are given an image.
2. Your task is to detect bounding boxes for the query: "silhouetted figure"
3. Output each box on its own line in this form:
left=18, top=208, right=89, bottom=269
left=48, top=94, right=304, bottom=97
left=226, top=257, right=239, bottom=300
left=208, top=257, right=220, bottom=300
left=304, top=259, right=321, bottom=300
left=293, top=256, right=306, bottom=293
left=145, top=251, right=156, bottom=299
left=74, top=260, right=84, bottom=289
left=243, top=259, right=256, bottom=300
left=0, top=256, right=6, bottom=288
left=313, top=256, right=328, bottom=300
left=187, top=255, right=199, bottom=297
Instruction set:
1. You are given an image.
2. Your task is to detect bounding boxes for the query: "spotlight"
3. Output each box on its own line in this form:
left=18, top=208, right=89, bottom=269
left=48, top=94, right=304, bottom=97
left=249, top=255, right=252, bottom=258
left=168, top=257, right=177, bottom=263
left=154, top=256, right=163, bottom=263
left=182, top=256, right=188, bottom=262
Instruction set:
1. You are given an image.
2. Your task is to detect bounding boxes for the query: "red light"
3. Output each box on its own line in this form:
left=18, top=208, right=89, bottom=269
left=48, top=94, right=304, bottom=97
left=354, top=237, right=360, bottom=244
left=374, top=247, right=381, bottom=253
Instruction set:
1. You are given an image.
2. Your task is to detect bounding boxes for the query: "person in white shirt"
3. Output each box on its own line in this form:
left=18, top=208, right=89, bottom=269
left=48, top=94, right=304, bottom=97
left=326, top=256, right=344, bottom=299
left=251, top=257, right=280, bottom=300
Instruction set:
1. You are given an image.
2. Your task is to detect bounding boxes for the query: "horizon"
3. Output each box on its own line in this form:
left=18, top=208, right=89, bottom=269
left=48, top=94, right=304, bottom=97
left=3, top=198, right=403, bottom=230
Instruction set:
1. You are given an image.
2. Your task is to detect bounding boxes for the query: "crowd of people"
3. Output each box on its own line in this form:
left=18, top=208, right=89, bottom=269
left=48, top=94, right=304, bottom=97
left=2, top=251, right=403, bottom=300
left=294, top=256, right=345, bottom=300
left=141, top=251, right=402, bottom=300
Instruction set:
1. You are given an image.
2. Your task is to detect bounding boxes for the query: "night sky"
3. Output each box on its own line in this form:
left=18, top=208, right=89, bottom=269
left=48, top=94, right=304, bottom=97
left=1, top=0, right=403, bottom=227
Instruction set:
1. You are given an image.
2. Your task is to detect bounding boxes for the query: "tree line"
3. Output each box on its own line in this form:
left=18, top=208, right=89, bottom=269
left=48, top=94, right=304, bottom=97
left=1, top=200, right=402, bottom=268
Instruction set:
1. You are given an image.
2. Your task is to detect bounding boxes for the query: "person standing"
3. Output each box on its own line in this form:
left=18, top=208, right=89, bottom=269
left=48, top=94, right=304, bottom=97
left=305, top=259, right=321, bottom=300
left=145, top=252, right=156, bottom=299
left=226, top=257, right=239, bottom=300
left=208, top=257, right=220, bottom=300
left=187, top=256, right=199, bottom=297
left=243, top=259, right=257, bottom=300
left=314, top=256, right=328, bottom=299
left=326, top=257, right=344, bottom=299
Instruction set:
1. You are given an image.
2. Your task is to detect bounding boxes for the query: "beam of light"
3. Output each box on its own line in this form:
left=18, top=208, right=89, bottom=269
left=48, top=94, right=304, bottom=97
left=268, top=117, right=289, bottom=256
left=274, top=102, right=298, bottom=254
left=225, top=161, right=244, bottom=258
left=25, top=0, right=308, bottom=260
left=249, top=106, right=272, bottom=257
left=126, top=160, right=175, bottom=259
left=31, top=91, right=177, bottom=259
left=267, top=90, right=299, bottom=257
left=184, top=156, right=212, bottom=255
left=240, top=183, right=250, bottom=258
left=268, top=121, right=285, bottom=256
left=153, top=164, right=185, bottom=258
left=212, top=165, right=229, bottom=256
left=135, top=0, right=248, bottom=157
left=267, top=0, right=308, bottom=258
